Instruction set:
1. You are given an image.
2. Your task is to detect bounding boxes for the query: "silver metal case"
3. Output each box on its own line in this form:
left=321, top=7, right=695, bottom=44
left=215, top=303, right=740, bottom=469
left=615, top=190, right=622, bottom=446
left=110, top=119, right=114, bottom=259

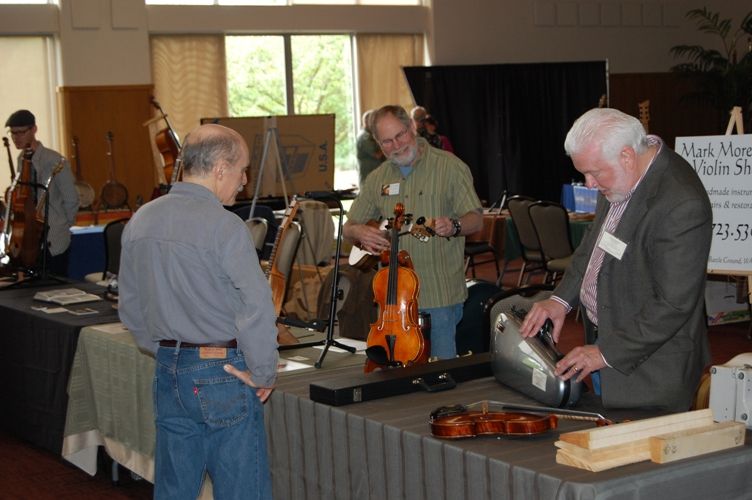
left=490, top=290, right=583, bottom=408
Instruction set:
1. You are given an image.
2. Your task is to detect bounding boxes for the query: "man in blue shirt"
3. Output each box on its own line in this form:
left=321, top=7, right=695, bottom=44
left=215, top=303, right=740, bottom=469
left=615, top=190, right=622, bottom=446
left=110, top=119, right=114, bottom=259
left=119, top=123, right=278, bottom=499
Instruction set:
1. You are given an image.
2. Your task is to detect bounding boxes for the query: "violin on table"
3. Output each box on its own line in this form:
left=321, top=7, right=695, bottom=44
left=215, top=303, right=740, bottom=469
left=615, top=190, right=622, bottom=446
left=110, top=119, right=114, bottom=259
left=364, top=203, right=430, bottom=373
left=429, top=400, right=613, bottom=439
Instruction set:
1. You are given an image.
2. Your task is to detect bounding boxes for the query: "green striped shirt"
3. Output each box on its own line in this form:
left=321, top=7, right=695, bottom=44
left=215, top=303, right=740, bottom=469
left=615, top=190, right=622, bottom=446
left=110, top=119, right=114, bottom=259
left=348, top=138, right=482, bottom=308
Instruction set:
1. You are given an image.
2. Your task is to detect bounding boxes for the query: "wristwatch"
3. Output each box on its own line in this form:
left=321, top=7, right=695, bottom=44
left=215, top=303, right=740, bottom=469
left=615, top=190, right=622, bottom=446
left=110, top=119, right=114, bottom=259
left=450, top=218, right=462, bottom=237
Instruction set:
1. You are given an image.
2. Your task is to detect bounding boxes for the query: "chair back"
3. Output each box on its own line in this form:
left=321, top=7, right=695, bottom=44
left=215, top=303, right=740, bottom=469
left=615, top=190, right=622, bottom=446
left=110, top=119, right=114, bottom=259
left=274, top=221, right=301, bottom=281
left=245, top=217, right=268, bottom=254
left=507, top=195, right=540, bottom=259
left=296, top=199, right=335, bottom=266
left=102, top=218, right=129, bottom=278
left=528, top=201, right=573, bottom=261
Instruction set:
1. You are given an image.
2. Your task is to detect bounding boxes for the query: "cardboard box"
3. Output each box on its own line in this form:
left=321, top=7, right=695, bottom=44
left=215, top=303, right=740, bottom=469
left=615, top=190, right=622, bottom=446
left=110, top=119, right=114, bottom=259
left=201, top=114, right=335, bottom=198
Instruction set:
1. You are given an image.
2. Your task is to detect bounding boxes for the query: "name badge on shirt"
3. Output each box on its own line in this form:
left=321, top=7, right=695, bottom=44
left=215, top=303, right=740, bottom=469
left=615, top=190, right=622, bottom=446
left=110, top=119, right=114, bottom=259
left=597, top=231, right=627, bottom=260
left=381, top=183, right=400, bottom=196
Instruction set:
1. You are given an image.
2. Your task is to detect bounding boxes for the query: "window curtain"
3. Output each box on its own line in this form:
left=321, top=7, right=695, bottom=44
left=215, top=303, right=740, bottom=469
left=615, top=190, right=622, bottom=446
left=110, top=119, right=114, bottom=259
left=355, top=34, right=424, bottom=117
left=0, top=36, right=56, bottom=189
left=150, top=35, right=229, bottom=143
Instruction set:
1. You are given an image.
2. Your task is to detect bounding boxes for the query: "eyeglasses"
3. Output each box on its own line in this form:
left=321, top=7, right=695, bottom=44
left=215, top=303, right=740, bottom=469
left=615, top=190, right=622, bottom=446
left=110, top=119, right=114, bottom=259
left=8, top=127, right=32, bottom=136
left=378, top=127, right=410, bottom=148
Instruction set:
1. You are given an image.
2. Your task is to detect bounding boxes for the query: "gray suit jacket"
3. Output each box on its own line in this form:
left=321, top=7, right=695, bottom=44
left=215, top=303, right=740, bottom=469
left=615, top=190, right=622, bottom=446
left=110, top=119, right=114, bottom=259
left=555, top=145, right=712, bottom=411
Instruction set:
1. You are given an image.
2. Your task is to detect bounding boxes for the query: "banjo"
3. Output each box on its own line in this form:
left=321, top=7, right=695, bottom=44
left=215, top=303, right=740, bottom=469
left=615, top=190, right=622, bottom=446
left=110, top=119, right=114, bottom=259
left=99, top=131, right=129, bottom=210
left=71, top=136, right=95, bottom=209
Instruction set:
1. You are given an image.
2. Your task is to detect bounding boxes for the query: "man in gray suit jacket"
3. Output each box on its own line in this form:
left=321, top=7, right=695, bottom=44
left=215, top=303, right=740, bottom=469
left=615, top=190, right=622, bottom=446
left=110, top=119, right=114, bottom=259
left=521, top=108, right=712, bottom=411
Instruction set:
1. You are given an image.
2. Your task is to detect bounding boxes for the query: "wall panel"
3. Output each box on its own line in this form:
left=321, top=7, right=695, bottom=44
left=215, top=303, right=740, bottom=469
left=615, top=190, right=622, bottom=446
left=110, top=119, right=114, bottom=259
left=58, top=85, right=157, bottom=210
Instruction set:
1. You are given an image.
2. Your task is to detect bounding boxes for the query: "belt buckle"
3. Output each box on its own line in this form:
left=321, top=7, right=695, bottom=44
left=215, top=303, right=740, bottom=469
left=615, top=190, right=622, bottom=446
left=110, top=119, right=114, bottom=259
left=199, top=347, right=227, bottom=359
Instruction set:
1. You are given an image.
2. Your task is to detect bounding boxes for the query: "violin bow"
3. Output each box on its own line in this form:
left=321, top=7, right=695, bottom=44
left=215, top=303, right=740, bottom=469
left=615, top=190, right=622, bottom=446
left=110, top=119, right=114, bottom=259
left=468, top=400, right=610, bottom=424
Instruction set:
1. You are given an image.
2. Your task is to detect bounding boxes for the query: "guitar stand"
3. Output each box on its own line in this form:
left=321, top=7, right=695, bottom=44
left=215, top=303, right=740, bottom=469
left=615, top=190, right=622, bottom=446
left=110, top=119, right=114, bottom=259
left=278, top=191, right=356, bottom=368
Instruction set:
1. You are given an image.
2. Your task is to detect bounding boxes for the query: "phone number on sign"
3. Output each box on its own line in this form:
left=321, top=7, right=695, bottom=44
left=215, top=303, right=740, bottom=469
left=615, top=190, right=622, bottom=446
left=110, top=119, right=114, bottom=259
left=712, top=223, right=752, bottom=241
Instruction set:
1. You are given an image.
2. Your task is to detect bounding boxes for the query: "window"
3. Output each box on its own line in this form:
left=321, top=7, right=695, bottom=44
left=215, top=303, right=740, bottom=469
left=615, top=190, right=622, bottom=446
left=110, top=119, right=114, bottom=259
left=226, top=34, right=357, bottom=189
left=0, top=36, right=57, bottom=189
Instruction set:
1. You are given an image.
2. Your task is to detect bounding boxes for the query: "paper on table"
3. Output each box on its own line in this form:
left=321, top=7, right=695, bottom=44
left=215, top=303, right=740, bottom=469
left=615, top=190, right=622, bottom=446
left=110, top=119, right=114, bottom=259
left=278, top=359, right=311, bottom=372
left=31, top=306, right=68, bottom=314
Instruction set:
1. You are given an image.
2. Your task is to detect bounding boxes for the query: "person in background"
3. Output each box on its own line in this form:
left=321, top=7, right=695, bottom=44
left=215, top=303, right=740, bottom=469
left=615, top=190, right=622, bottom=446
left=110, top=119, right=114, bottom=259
left=119, top=123, right=277, bottom=499
left=344, top=104, right=483, bottom=360
left=5, top=109, right=79, bottom=276
left=520, top=108, right=712, bottom=411
left=410, top=105, right=443, bottom=149
left=423, top=114, right=454, bottom=153
left=356, top=109, right=384, bottom=186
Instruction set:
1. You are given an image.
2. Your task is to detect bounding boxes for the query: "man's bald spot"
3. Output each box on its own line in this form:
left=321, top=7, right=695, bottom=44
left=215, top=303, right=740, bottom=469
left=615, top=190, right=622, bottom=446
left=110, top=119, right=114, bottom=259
left=185, top=123, right=243, bottom=148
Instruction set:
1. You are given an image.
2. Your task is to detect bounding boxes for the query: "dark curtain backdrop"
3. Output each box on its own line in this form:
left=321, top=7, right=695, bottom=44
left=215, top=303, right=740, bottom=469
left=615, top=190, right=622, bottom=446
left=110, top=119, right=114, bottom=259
left=403, top=61, right=607, bottom=204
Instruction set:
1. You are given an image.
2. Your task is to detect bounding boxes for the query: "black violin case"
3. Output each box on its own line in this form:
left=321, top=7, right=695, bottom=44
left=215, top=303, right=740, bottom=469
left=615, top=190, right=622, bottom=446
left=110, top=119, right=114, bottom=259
left=309, top=353, right=492, bottom=406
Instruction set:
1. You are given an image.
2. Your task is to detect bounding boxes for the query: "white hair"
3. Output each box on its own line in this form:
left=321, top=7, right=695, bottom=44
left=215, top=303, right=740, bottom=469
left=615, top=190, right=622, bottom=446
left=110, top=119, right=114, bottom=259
left=564, top=108, right=648, bottom=163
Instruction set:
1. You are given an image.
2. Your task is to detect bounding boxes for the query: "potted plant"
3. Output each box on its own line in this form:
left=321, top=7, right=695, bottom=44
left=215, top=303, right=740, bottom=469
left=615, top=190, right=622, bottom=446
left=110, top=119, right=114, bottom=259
left=670, top=8, right=752, bottom=131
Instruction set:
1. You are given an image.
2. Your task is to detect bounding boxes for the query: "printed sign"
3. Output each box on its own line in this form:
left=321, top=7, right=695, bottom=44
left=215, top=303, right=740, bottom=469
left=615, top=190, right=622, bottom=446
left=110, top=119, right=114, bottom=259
left=676, top=134, right=752, bottom=273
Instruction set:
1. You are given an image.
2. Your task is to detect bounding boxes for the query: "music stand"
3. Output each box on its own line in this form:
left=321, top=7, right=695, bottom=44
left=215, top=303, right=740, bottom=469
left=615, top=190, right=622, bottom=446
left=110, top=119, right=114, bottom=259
left=278, top=191, right=356, bottom=368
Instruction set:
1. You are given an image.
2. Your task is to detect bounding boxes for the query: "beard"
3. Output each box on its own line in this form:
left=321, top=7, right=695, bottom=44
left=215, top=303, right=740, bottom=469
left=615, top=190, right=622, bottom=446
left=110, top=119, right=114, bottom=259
left=604, top=191, right=627, bottom=203
left=389, top=143, right=418, bottom=167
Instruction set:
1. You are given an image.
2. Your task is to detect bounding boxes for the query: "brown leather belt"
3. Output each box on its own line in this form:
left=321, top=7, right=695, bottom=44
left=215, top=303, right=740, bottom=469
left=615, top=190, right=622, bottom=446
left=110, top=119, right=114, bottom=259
left=159, top=339, right=238, bottom=349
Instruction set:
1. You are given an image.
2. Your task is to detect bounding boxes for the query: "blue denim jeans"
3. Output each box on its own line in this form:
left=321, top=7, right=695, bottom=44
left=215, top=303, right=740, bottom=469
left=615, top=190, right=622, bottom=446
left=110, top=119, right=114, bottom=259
left=420, top=303, right=463, bottom=359
left=154, top=346, right=271, bottom=500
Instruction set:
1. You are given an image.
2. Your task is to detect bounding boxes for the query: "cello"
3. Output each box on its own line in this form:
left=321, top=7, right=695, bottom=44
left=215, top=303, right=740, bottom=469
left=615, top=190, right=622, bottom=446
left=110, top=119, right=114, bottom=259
left=6, top=146, right=46, bottom=269
left=150, top=97, right=182, bottom=186
left=364, top=203, right=429, bottom=373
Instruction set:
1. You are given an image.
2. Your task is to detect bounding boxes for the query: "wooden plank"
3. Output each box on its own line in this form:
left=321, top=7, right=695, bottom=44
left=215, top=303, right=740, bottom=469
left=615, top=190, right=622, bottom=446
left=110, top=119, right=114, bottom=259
left=649, top=421, right=746, bottom=464
left=558, top=409, right=713, bottom=449
left=556, top=448, right=647, bottom=472
left=555, top=439, right=650, bottom=462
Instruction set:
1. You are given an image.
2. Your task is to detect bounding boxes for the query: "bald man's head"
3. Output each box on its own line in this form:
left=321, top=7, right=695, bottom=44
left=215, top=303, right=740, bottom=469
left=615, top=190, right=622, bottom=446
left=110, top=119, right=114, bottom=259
left=181, top=124, right=248, bottom=178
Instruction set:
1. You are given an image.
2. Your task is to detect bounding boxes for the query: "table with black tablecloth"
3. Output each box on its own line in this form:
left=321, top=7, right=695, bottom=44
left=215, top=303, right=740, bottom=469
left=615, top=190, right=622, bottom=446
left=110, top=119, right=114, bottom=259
left=0, top=281, right=119, bottom=453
